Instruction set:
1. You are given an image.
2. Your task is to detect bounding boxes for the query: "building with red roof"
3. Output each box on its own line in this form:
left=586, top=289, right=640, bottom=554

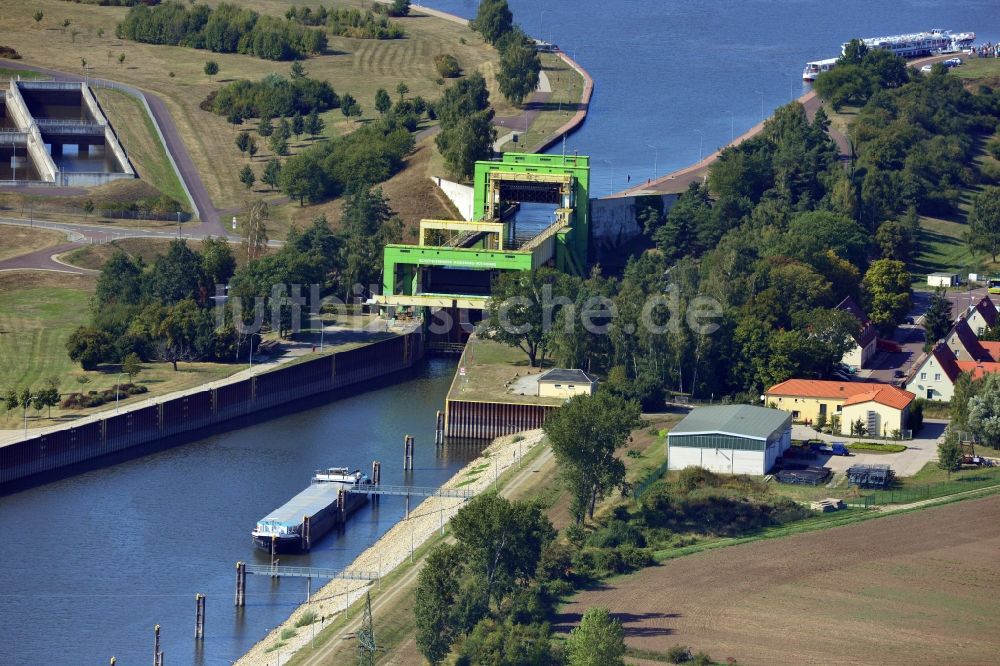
left=765, top=379, right=915, bottom=437
left=835, top=296, right=877, bottom=370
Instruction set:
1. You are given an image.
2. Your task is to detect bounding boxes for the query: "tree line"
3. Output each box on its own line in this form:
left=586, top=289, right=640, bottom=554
left=471, top=0, right=543, bottom=106
left=116, top=1, right=327, bottom=61
left=206, top=71, right=339, bottom=120
left=286, top=5, right=406, bottom=40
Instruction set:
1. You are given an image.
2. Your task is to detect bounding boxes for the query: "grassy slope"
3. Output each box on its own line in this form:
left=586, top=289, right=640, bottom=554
left=0, top=226, right=66, bottom=262
left=0, top=271, right=245, bottom=429
left=93, top=87, right=187, bottom=206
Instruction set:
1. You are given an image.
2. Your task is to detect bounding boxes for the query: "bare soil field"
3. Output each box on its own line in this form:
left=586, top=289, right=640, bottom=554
left=559, top=494, right=1000, bottom=666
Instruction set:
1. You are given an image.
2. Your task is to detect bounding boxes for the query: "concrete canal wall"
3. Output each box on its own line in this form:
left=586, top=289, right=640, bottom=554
left=444, top=399, right=555, bottom=441
left=0, top=332, right=423, bottom=490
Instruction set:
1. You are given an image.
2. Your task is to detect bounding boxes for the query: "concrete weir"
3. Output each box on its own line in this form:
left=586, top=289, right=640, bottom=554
left=2, top=79, right=135, bottom=186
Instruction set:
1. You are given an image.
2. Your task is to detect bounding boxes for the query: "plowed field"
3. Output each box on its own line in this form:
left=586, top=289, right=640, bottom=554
left=560, top=495, right=1000, bottom=665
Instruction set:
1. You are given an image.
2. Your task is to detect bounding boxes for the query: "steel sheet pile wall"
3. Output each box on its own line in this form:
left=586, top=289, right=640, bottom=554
left=445, top=400, right=554, bottom=441
left=1, top=333, right=421, bottom=487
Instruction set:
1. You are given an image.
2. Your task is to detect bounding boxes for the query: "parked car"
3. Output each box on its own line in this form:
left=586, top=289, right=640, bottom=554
left=903, top=316, right=914, bottom=325
left=920, top=64, right=934, bottom=73
left=811, top=442, right=851, bottom=456
left=893, top=370, right=905, bottom=378
left=944, top=57, right=963, bottom=67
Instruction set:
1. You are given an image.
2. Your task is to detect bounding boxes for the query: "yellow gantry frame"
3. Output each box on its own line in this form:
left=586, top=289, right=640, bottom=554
left=418, top=219, right=507, bottom=250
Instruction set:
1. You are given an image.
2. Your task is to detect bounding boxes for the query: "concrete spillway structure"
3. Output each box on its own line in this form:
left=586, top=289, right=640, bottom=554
left=379, top=152, right=590, bottom=311
left=2, top=79, right=135, bottom=186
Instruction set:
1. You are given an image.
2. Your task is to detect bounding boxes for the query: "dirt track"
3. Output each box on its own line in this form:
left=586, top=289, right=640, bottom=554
left=560, top=494, right=1000, bottom=665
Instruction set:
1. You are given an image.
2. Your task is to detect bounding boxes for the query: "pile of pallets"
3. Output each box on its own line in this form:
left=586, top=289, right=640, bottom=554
left=810, top=497, right=847, bottom=512
left=847, top=464, right=894, bottom=489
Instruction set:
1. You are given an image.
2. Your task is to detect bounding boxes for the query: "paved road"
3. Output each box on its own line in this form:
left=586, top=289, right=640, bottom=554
left=0, top=58, right=232, bottom=239
left=792, top=419, right=946, bottom=477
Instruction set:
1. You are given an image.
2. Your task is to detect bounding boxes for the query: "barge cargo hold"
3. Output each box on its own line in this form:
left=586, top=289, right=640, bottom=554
left=252, top=468, right=373, bottom=554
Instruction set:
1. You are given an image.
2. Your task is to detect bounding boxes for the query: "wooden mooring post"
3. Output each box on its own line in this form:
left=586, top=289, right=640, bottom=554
left=194, top=594, right=206, bottom=640
left=371, top=460, right=381, bottom=505
left=403, top=435, right=414, bottom=471
left=235, top=561, right=246, bottom=607
left=435, top=411, right=444, bottom=445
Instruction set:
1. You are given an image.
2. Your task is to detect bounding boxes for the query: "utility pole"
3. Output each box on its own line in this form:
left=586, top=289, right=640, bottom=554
left=357, top=591, right=376, bottom=666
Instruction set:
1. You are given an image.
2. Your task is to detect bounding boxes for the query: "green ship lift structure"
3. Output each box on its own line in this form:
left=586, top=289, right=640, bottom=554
left=379, top=152, right=590, bottom=311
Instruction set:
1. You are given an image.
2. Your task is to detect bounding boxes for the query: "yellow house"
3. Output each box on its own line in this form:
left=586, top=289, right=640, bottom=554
left=765, top=379, right=914, bottom=436
left=536, top=369, right=597, bottom=399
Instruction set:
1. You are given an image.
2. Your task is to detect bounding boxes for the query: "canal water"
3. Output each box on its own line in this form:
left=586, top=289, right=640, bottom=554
left=426, top=0, right=999, bottom=197
left=0, top=358, right=470, bottom=665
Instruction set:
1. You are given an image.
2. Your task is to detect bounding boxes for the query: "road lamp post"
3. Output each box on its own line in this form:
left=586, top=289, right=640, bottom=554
left=176, top=210, right=181, bottom=238
left=694, top=129, right=704, bottom=161
left=646, top=143, right=659, bottom=181
left=601, top=158, right=614, bottom=192
left=727, top=110, right=735, bottom=143
left=114, top=371, right=125, bottom=413
left=753, top=90, right=765, bottom=122
left=23, top=393, right=39, bottom=438
left=539, top=10, right=548, bottom=42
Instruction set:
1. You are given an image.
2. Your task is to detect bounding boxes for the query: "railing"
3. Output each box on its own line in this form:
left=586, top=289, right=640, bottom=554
left=0, top=131, right=27, bottom=143
left=346, top=484, right=474, bottom=499
left=632, top=457, right=670, bottom=503
left=17, top=80, right=80, bottom=91
left=244, top=564, right=378, bottom=580
left=37, top=122, right=106, bottom=135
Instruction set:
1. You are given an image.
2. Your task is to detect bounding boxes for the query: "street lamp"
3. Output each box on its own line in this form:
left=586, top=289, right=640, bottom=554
left=601, top=158, right=615, bottom=192
left=753, top=90, right=765, bottom=122
left=693, top=129, right=704, bottom=161
left=23, top=393, right=39, bottom=438
left=646, top=143, right=660, bottom=181
left=726, top=110, right=735, bottom=143
left=114, top=371, right=124, bottom=414
left=539, top=10, right=548, bottom=42
left=176, top=210, right=181, bottom=238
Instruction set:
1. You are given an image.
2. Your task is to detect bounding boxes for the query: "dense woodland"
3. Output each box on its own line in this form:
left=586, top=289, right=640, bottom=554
left=286, top=5, right=406, bottom=39
left=116, top=1, right=327, bottom=60
left=484, top=55, right=1000, bottom=407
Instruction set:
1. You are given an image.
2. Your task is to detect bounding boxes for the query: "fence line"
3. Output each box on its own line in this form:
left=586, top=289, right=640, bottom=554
left=633, top=457, right=670, bottom=502
left=860, top=467, right=1000, bottom=507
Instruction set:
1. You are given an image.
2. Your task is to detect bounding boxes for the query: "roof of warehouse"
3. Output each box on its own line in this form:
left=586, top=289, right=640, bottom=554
left=669, top=405, right=791, bottom=440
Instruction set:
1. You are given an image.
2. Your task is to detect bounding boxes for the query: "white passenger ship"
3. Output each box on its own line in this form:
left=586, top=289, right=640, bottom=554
left=802, top=28, right=975, bottom=80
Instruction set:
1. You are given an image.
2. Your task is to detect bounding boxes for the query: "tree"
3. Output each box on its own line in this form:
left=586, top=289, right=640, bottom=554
left=449, top=494, right=555, bottom=615
left=967, top=373, right=1000, bottom=449
left=276, top=117, right=292, bottom=142
left=279, top=153, right=327, bottom=205
left=496, top=29, right=541, bottom=106
left=80, top=57, right=87, bottom=71
left=437, top=109, right=496, bottom=181
left=482, top=268, right=572, bottom=367
left=375, top=88, right=391, bottom=115
left=414, top=544, right=463, bottom=665
left=937, top=428, right=964, bottom=479
left=291, top=111, right=304, bottom=137
left=289, top=60, right=306, bottom=79
left=566, top=607, right=626, bottom=666
left=269, top=134, right=288, bottom=156
left=240, top=199, right=270, bottom=263
left=839, top=38, right=870, bottom=65
left=389, top=0, right=411, bottom=17
left=33, top=10, right=43, bottom=23
left=239, top=164, right=256, bottom=190
left=545, top=393, right=640, bottom=523
left=201, top=235, right=236, bottom=285
left=262, top=157, right=282, bottom=191
left=471, top=0, right=513, bottom=45
left=339, top=187, right=402, bottom=295
left=204, top=60, right=219, bottom=81
left=968, top=186, right=1000, bottom=262
left=62, top=18, right=71, bottom=32
left=247, top=136, right=258, bottom=160
left=340, top=94, right=361, bottom=122
left=67, top=326, right=113, bottom=370
left=396, top=81, right=408, bottom=102
left=122, top=352, right=142, bottom=382
left=147, top=239, right=206, bottom=304
left=304, top=107, right=324, bottom=138
left=862, top=259, right=911, bottom=336
left=117, top=52, right=126, bottom=67
left=875, top=220, right=912, bottom=262
left=227, top=108, right=244, bottom=127
left=258, top=114, right=274, bottom=138
left=235, top=130, right=251, bottom=156
left=923, top=288, right=952, bottom=347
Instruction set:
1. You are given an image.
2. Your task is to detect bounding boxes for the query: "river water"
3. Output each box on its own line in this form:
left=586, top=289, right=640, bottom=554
left=0, top=359, right=469, bottom=665
left=426, top=0, right=999, bottom=197
left=5, top=2, right=1000, bottom=664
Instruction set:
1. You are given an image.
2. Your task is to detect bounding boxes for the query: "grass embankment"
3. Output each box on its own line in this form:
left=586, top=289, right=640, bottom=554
left=497, top=52, right=585, bottom=153
left=0, top=180, right=179, bottom=229
left=0, top=271, right=245, bottom=430
left=447, top=337, right=566, bottom=406
left=0, top=226, right=66, bottom=262
left=92, top=88, right=187, bottom=205
left=60, top=236, right=267, bottom=271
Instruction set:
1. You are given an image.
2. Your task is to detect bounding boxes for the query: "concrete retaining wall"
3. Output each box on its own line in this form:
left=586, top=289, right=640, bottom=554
left=4, top=81, right=57, bottom=182
left=60, top=170, right=135, bottom=187
left=590, top=193, right=677, bottom=259
left=444, top=399, right=554, bottom=441
left=0, top=331, right=425, bottom=489
left=432, top=177, right=475, bottom=221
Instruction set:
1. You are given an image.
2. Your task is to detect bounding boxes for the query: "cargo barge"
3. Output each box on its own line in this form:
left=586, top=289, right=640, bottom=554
left=252, top=467, right=374, bottom=554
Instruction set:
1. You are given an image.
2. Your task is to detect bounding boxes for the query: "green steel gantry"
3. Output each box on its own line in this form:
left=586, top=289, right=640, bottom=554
left=379, top=153, right=590, bottom=310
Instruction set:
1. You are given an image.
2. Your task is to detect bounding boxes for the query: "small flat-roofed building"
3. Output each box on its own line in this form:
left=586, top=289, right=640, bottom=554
left=928, top=273, right=959, bottom=288
left=536, top=368, right=597, bottom=399
left=667, top=405, right=792, bottom=476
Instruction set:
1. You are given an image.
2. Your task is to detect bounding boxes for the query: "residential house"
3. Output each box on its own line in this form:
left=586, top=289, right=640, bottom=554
left=536, top=369, right=597, bottom=399
left=965, top=295, right=999, bottom=337
left=835, top=296, right=877, bottom=370
left=765, top=379, right=915, bottom=436
left=944, top=316, right=992, bottom=362
left=905, top=342, right=963, bottom=401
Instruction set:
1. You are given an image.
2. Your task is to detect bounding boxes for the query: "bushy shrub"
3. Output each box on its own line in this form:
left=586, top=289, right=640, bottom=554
left=60, top=384, right=148, bottom=409
left=210, top=73, right=338, bottom=119
left=981, top=159, right=1000, bottom=185
left=586, top=519, right=646, bottom=549
left=988, top=138, right=1000, bottom=161
left=434, top=53, right=461, bottom=78
left=667, top=645, right=693, bottom=663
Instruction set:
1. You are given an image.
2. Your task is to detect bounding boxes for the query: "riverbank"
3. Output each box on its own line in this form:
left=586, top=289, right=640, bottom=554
left=235, top=428, right=547, bottom=665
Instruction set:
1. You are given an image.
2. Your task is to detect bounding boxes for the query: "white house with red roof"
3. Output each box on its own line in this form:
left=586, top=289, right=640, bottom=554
left=965, top=295, right=999, bottom=337
left=905, top=342, right=966, bottom=401
left=944, top=316, right=993, bottom=362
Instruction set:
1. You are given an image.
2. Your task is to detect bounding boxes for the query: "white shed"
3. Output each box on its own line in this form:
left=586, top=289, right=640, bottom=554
left=927, top=273, right=959, bottom=288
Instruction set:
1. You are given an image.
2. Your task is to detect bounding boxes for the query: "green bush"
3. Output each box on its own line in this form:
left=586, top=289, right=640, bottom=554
left=981, top=159, right=1000, bottom=185
left=691, top=652, right=714, bottom=666
left=60, top=384, right=148, bottom=409
left=586, top=519, right=646, bottom=548
left=988, top=138, right=1000, bottom=161
left=667, top=645, right=692, bottom=663
left=294, top=611, right=316, bottom=627
left=434, top=53, right=461, bottom=78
